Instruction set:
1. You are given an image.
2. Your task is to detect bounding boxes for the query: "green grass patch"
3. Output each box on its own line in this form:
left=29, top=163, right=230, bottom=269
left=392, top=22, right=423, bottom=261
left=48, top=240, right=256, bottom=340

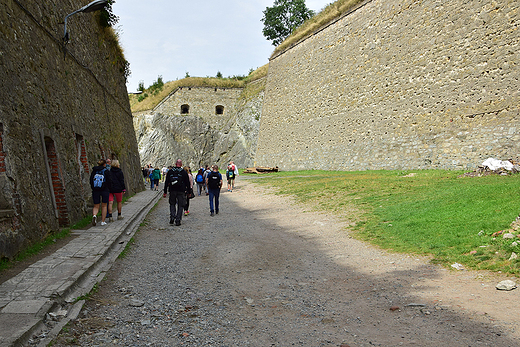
left=0, top=227, right=72, bottom=271
left=118, top=237, right=135, bottom=259
left=74, top=283, right=99, bottom=302
left=253, top=170, right=520, bottom=274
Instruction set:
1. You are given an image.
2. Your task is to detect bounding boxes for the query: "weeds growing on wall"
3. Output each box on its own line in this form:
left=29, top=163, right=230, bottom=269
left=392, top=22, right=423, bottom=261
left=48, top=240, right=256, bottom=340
left=253, top=170, right=520, bottom=274
left=272, top=0, right=365, bottom=56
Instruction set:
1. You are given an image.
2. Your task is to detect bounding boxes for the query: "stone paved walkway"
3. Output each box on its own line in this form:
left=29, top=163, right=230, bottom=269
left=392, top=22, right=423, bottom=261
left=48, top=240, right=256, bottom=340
left=0, top=188, right=162, bottom=347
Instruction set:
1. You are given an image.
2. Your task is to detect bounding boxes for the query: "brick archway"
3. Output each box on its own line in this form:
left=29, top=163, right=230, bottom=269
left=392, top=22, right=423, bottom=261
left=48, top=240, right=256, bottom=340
left=44, top=137, right=68, bottom=227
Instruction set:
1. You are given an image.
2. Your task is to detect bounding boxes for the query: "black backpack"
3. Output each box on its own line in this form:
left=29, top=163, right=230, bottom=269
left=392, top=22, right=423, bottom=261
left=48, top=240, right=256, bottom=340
left=226, top=169, right=235, bottom=179
left=207, top=171, right=221, bottom=189
left=168, top=167, right=184, bottom=188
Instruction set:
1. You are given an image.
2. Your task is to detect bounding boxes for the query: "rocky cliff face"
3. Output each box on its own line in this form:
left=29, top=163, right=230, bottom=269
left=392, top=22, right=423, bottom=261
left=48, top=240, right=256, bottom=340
left=133, top=79, right=265, bottom=170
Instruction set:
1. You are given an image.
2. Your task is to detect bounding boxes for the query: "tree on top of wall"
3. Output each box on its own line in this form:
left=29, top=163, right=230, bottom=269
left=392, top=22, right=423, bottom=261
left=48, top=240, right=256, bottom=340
left=261, top=0, right=315, bottom=46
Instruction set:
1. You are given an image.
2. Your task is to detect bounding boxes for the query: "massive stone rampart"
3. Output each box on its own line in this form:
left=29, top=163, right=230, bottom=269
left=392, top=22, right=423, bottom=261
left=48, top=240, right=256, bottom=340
left=256, top=0, right=519, bottom=171
left=0, top=0, right=143, bottom=259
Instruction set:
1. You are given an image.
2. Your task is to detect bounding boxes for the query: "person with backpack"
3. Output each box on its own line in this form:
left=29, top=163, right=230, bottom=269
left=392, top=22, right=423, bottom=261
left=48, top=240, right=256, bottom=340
left=226, top=162, right=236, bottom=192
left=206, top=165, right=222, bottom=216
left=203, top=165, right=211, bottom=195
left=163, top=159, right=189, bottom=226
left=107, top=159, right=126, bottom=222
left=90, top=159, right=112, bottom=226
left=151, top=166, right=161, bottom=191
left=195, top=168, right=205, bottom=196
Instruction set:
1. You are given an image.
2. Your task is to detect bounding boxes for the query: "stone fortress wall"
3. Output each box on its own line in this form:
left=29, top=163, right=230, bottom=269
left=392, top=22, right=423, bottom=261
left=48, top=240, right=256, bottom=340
left=0, top=0, right=143, bottom=260
left=134, top=83, right=264, bottom=170
left=153, top=87, right=244, bottom=129
left=256, top=0, right=519, bottom=171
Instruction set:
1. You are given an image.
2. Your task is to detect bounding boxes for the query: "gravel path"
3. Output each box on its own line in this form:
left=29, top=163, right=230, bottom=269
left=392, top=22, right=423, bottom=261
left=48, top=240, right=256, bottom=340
left=52, top=179, right=520, bottom=346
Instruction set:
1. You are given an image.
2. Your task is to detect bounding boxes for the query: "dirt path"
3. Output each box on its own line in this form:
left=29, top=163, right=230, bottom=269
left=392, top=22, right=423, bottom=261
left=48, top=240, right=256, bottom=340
left=53, top=179, right=520, bottom=346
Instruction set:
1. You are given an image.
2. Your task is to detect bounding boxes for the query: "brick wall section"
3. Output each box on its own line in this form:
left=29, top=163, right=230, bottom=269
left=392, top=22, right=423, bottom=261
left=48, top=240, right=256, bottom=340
left=78, top=137, right=89, bottom=174
left=0, top=124, right=5, bottom=174
left=256, top=0, right=520, bottom=171
left=46, top=139, right=69, bottom=227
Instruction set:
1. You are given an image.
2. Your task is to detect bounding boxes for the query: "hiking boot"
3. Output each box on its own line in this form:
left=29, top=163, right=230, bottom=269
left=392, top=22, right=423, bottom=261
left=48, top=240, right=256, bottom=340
left=210, top=212, right=214, bottom=217
left=216, top=210, right=219, bottom=214
left=92, top=215, right=97, bottom=226
left=109, top=217, right=114, bottom=222
left=175, top=220, right=181, bottom=226
left=117, top=215, right=123, bottom=220
left=169, top=218, right=174, bottom=225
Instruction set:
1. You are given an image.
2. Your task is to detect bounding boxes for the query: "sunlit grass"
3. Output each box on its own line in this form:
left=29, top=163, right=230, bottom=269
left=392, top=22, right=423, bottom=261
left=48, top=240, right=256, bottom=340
left=253, top=170, right=520, bottom=274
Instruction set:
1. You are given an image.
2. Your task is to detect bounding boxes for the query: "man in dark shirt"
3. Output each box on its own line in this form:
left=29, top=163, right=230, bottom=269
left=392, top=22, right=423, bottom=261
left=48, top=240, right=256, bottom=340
left=163, top=159, right=189, bottom=225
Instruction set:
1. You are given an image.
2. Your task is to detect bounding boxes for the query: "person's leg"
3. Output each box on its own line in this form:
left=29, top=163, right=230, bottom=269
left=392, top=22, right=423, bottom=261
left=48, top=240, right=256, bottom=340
left=184, top=195, right=190, bottom=215
left=117, top=193, right=123, bottom=214
left=92, top=191, right=101, bottom=226
left=108, top=195, right=113, bottom=214
left=175, top=192, right=185, bottom=223
left=208, top=189, right=215, bottom=215
left=108, top=193, right=114, bottom=221
left=114, top=192, right=123, bottom=219
left=169, top=193, right=176, bottom=224
left=92, top=203, right=99, bottom=225
left=101, top=203, right=107, bottom=223
left=150, top=179, right=154, bottom=190
left=215, top=189, right=220, bottom=214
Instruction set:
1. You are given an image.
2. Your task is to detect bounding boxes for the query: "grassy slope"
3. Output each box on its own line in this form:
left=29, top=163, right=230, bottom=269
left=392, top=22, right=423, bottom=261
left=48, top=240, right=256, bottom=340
left=130, top=64, right=269, bottom=113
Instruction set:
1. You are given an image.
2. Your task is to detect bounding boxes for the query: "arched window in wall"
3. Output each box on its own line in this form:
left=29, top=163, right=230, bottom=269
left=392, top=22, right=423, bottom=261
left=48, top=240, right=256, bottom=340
left=215, top=105, right=224, bottom=115
left=181, top=104, right=190, bottom=114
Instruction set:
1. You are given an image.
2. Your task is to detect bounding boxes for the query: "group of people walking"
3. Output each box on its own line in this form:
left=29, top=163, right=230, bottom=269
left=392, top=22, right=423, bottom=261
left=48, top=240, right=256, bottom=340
left=91, top=159, right=237, bottom=228
left=142, top=164, right=163, bottom=190
left=162, top=160, right=238, bottom=225
left=90, top=158, right=126, bottom=226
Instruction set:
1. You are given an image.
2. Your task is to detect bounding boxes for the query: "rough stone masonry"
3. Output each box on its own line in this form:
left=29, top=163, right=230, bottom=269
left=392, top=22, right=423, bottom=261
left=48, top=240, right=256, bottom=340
left=0, top=0, right=143, bottom=260
left=256, top=0, right=519, bottom=171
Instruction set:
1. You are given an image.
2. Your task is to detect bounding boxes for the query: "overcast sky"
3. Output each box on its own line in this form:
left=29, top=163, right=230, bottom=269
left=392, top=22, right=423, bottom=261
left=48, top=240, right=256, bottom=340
left=112, top=0, right=332, bottom=92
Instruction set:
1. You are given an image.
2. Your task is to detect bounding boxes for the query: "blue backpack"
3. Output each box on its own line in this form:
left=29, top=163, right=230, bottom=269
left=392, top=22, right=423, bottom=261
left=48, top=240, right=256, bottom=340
left=93, top=168, right=106, bottom=188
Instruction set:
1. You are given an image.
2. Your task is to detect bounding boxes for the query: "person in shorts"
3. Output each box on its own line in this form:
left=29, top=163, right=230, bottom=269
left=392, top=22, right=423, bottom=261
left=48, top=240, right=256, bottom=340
left=108, top=159, right=126, bottom=221
left=90, top=159, right=111, bottom=226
